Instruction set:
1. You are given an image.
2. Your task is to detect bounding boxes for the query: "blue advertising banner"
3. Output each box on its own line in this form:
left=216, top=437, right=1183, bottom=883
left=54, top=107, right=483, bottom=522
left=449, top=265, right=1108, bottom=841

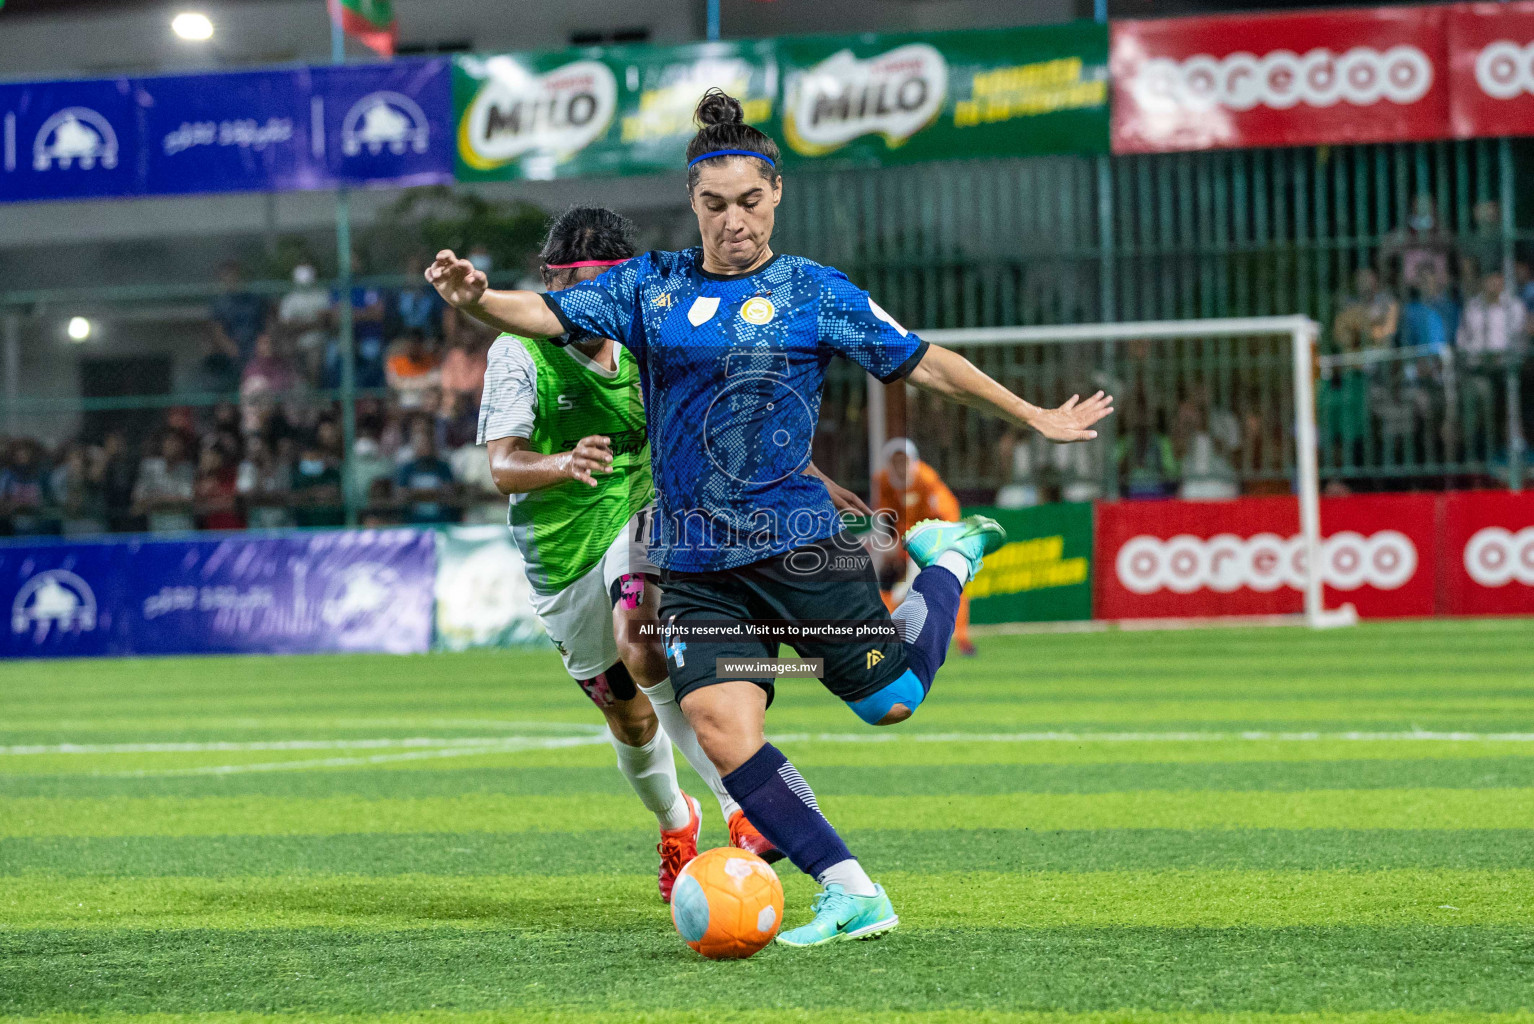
left=0, top=76, right=140, bottom=203
left=1, top=529, right=435, bottom=658
left=1, top=541, right=127, bottom=658
left=0, top=59, right=452, bottom=203
left=311, top=60, right=454, bottom=188
left=141, top=69, right=319, bottom=197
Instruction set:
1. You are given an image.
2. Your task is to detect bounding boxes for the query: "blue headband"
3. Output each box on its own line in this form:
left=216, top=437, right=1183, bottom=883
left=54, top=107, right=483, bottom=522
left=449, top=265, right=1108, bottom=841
left=688, top=149, right=776, bottom=168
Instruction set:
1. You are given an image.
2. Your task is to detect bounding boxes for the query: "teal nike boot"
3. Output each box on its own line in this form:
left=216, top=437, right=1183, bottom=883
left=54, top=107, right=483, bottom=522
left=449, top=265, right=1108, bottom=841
left=903, top=515, right=1007, bottom=579
left=775, top=884, right=899, bottom=948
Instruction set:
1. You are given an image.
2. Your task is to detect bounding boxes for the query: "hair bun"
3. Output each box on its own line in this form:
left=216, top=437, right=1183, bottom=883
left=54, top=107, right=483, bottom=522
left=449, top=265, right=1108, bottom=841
left=695, top=88, right=745, bottom=128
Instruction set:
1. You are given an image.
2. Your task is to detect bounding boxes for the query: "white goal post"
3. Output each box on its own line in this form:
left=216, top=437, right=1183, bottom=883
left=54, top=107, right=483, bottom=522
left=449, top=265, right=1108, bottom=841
left=870, top=315, right=1357, bottom=630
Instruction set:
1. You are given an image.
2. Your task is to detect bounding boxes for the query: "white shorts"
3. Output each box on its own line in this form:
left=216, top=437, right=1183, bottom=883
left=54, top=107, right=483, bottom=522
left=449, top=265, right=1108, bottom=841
left=530, top=506, right=659, bottom=680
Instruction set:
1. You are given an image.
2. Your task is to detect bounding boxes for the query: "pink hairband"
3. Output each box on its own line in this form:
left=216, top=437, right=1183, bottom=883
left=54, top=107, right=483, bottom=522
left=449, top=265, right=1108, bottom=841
left=544, top=259, right=628, bottom=269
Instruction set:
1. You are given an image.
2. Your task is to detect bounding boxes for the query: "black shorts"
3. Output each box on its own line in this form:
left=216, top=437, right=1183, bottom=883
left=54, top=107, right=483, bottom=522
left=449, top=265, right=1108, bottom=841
left=657, top=533, right=911, bottom=707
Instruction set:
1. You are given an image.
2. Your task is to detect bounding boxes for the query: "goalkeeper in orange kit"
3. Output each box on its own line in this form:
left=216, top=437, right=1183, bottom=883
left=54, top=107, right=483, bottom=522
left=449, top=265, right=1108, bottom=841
left=872, top=438, right=975, bottom=656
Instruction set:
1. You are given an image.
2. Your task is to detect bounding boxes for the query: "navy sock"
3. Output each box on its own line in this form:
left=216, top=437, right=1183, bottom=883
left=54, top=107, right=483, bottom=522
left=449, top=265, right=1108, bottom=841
left=894, top=565, right=963, bottom=691
left=721, top=743, right=854, bottom=879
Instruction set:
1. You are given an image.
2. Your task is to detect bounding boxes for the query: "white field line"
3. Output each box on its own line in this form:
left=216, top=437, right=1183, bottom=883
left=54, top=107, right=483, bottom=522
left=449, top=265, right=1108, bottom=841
left=0, top=736, right=601, bottom=756
left=101, top=735, right=612, bottom=778
left=773, top=730, right=1534, bottom=744
left=7, top=728, right=1534, bottom=761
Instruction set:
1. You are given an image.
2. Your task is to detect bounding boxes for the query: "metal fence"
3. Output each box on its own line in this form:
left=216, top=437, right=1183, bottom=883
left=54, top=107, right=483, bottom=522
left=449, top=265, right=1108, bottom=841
left=2, top=136, right=1531, bottom=537
left=783, top=138, right=1532, bottom=494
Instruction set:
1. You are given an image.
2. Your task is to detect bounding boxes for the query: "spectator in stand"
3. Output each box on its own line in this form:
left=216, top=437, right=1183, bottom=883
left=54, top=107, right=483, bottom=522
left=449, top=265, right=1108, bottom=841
left=195, top=446, right=244, bottom=531
left=290, top=438, right=344, bottom=528
left=278, top=261, right=332, bottom=383
left=194, top=323, right=242, bottom=395
left=1116, top=389, right=1178, bottom=499
left=1460, top=269, right=1527, bottom=359
left=1380, top=193, right=1456, bottom=292
left=324, top=257, right=388, bottom=391
left=437, top=390, right=479, bottom=451
left=395, top=254, right=445, bottom=341
left=1460, top=199, right=1506, bottom=287
left=1514, top=258, right=1534, bottom=316
left=132, top=432, right=196, bottom=533
left=385, top=329, right=441, bottom=410
left=1332, top=267, right=1399, bottom=352
left=440, top=328, right=489, bottom=411
left=99, top=431, right=139, bottom=532
left=1400, top=268, right=1454, bottom=355
left=348, top=434, right=396, bottom=516
left=394, top=425, right=458, bottom=525
left=1173, top=385, right=1240, bottom=502
left=1, top=438, right=55, bottom=535
left=242, top=333, right=299, bottom=397
left=314, top=418, right=345, bottom=465
left=50, top=441, right=107, bottom=536
left=236, top=435, right=293, bottom=529
left=210, top=261, right=269, bottom=369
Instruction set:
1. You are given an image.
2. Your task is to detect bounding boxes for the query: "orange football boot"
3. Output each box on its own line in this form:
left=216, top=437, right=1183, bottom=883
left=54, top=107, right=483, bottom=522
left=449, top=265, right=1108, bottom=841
left=729, top=809, right=784, bottom=864
left=657, top=793, right=701, bottom=903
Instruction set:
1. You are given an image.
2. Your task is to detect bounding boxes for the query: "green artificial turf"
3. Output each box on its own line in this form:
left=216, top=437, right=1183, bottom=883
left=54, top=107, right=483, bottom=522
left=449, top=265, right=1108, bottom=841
left=1, top=619, right=1532, bottom=1022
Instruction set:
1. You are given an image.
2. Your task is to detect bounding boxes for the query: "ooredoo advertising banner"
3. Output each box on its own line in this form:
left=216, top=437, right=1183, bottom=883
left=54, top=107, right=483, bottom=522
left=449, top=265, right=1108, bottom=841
left=1095, top=494, right=1437, bottom=620
left=1442, top=490, right=1534, bottom=616
left=1448, top=2, right=1534, bottom=138
left=1110, top=6, right=1449, bottom=154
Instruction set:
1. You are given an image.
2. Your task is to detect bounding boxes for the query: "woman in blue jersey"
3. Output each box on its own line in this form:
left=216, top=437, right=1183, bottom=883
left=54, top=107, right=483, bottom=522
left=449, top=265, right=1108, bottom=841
left=428, top=90, right=1112, bottom=948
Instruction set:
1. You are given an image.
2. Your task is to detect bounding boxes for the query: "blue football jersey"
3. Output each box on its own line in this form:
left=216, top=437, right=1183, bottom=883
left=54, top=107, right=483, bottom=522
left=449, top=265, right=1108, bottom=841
left=543, top=248, right=928, bottom=572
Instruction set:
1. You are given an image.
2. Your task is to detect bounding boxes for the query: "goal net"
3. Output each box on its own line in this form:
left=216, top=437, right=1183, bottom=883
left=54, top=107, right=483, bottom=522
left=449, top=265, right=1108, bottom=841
left=864, top=316, right=1355, bottom=629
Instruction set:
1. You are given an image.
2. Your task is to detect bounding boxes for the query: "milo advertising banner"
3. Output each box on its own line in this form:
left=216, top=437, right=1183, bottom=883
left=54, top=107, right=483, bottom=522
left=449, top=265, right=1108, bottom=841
left=778, top=23, right=1109, bottom=166
left=434, top=526, right=545, bottom=650
left=453, top=40, right=775, bottom=181
left=452, top=24, right=1108, bottom=181
left=963, top=503, right=1094, bottom=624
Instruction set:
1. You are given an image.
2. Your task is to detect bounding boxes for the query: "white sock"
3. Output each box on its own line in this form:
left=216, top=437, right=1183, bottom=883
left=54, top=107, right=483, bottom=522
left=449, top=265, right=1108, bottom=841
left=639, top=679, right=741, bottom=822
left=608, top=727, right=691, bottom=831
left=817, top=858, right=878, bottom=897
left=935, top=549, right=972, bottom=586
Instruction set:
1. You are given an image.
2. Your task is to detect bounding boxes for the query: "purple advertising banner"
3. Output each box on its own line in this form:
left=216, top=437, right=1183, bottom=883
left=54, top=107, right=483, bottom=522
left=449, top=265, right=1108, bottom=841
left=0, top=58, right=453, bottom=204
left=1, top=529, right=435, bottom=658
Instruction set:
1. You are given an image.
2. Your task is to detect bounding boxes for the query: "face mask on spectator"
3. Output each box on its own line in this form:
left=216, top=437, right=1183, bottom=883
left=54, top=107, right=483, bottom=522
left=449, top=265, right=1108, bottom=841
left=293, top=265, right=317, bottom=286
left=468, top=253, right=493, bottom=273
left=298, top=457, right=326, bottom=475
left=1408, top=214, right=1434, bottom=232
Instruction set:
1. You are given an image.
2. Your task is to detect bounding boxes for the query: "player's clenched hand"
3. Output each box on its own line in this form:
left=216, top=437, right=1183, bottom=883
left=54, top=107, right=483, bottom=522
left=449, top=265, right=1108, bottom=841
left=1029, top=391, right=1115, bottom=443
left=425, top=250, right=487, bottom=309
left=564, top=435, right=614, bottom=487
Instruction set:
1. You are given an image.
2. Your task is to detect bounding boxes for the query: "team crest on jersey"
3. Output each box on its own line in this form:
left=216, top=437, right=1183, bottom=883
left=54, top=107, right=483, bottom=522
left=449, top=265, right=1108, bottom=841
left=740, top=297, right=776, bottom=325
left=687, top=296, right=720, bottom=327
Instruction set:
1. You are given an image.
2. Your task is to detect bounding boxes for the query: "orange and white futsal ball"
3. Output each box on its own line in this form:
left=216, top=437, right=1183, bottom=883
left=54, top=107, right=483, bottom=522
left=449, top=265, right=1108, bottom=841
left=670, top=846, right=785, bottom=959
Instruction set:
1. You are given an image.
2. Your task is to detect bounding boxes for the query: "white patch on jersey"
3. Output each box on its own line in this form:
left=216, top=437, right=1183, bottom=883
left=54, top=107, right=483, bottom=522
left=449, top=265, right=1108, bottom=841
left=868, top=297, right=909, bottom=337
left=687, top=296, right=720, bottom=327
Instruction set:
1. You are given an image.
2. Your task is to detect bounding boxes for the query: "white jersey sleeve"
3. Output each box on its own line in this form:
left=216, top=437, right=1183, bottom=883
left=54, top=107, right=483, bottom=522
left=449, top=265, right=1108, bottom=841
left=477, top=336, right=538, bottom=444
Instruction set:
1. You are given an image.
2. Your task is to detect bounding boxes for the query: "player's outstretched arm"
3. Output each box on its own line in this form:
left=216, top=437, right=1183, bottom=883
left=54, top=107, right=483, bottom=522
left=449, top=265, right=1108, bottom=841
left=907, top=343, right=1114, bottom=442
left=487, top=435, right=614, bottom=494
left=425, top=250, right=565, bottom=339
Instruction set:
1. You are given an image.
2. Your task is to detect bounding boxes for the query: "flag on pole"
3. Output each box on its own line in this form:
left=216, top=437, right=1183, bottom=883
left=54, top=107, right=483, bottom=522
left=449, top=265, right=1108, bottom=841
left=328, top=0, right=397, bottom=58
